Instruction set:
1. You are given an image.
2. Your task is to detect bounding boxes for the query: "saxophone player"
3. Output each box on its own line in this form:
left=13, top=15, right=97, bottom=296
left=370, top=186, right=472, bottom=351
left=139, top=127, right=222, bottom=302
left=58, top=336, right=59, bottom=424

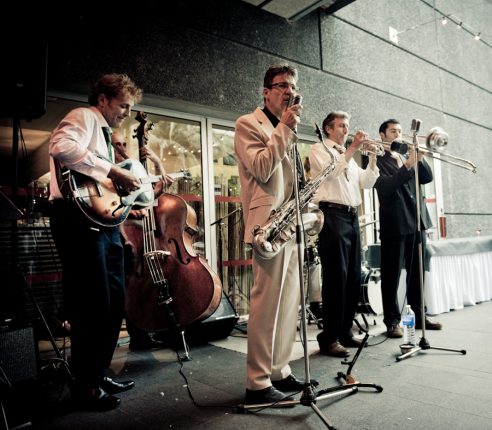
left=308, top=111, right=379, bottom=357
left=235, top=64, right=318, bottom=405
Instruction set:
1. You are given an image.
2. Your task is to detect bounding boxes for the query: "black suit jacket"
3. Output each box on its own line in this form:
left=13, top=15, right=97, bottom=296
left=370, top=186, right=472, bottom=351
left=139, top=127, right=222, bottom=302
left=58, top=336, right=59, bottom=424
left=375, top=152, right=433, bottom=239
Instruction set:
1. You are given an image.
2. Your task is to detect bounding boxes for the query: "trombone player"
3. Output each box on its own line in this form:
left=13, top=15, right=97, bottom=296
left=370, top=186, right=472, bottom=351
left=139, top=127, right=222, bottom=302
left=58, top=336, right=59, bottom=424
left=374, top=118, right=442, bottom=339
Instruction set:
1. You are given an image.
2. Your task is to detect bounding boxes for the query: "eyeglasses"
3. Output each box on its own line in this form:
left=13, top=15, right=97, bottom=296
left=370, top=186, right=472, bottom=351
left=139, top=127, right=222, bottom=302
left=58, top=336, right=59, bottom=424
left=266, top=82, right=299, bottom=92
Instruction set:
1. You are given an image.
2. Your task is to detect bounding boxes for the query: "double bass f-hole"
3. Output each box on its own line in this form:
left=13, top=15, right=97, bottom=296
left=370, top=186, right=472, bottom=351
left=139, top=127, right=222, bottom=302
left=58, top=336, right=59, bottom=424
left=168, top=238, right=191, bottom=265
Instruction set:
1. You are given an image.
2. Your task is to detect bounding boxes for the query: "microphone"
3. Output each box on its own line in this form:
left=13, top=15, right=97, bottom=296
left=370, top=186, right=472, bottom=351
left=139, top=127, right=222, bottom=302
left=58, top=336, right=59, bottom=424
left=288, top=94, right=302, bottom=134
left=288, top=94, right=303, bottom=107
left=411, top=118, right=421, bottom=134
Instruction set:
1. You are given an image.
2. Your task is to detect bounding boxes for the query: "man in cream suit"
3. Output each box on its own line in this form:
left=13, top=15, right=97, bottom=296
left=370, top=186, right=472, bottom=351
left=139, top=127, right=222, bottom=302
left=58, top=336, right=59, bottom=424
left=235, top=64, right=317, bottom=405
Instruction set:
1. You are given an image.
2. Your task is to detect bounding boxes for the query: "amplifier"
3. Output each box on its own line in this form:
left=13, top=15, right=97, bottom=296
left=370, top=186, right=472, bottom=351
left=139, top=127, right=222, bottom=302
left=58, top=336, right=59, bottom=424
left=0, top=324, right=37, bottom=384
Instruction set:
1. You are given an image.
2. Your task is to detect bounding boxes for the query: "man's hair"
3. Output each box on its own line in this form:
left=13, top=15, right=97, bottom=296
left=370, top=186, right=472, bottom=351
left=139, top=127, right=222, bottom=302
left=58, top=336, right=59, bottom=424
left=322, top=111, right=350, bottom=136
left=379, top=118, right=400, bottom=135
left=263, top=64, right=298, bottom=88
left=88, top=73, right=143, bottom=106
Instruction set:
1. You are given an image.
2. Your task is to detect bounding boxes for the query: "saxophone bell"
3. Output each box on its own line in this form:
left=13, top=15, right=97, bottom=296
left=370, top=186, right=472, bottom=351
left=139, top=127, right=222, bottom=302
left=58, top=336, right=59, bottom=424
left=303, top=203, right=324, bottom=236
left=252, top=205, right=324, bottom=260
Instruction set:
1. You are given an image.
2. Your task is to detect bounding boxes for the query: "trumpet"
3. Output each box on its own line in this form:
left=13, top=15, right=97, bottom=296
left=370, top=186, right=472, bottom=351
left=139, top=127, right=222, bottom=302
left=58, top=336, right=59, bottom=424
left=360, top=141, right=385, bottom=156
left=347, top=134, right=385, bottom=156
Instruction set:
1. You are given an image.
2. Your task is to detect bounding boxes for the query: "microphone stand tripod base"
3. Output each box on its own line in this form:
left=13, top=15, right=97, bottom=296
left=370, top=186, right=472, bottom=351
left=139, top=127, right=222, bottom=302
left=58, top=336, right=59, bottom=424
left=237, top=385, right=357, bottom=430
left=396, top=336, right=466, bottom=362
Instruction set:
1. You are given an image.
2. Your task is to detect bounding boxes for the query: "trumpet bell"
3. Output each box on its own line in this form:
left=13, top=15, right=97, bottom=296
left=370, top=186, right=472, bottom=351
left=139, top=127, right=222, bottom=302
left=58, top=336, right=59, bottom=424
left=426, top=127, right=448, bottom=152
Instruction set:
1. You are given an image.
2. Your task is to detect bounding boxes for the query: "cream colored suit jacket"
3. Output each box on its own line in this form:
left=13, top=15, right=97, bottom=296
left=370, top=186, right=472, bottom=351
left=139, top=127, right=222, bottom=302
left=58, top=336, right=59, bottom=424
left=234, top=107, right=297, bottom=244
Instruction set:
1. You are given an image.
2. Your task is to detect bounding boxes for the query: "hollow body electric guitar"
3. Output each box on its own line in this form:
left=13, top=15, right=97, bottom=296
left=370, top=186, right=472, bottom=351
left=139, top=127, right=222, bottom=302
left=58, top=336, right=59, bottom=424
left=63, top=160, right=191, bottom=227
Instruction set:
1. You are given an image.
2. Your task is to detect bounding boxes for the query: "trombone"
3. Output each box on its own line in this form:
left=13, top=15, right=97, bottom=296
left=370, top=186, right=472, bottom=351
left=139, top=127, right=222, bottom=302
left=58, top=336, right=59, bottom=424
left=402, top=127, right=477, bottom=173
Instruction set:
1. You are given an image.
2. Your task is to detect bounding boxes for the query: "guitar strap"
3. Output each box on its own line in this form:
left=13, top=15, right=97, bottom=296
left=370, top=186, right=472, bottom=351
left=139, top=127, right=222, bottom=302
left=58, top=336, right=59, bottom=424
left=53, top=158, right=72, bottom=201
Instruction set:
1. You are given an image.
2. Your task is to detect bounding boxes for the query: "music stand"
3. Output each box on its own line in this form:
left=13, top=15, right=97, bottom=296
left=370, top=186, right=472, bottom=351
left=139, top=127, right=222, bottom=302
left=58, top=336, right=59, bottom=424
left=396, top=120, right=466, bottom=362
left=319, top=316, right=383, bottom=394
left=211, top=206, right=242, bottom=284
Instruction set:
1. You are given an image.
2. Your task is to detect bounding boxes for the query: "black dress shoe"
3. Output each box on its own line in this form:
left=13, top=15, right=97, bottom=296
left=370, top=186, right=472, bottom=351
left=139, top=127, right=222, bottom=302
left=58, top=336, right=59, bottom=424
left=272, top=373, right=319, bottom=392
left=100, top=376, right=135, bottom=395
left=245, top=386, right=291, bottom=406
left=72, top=387, right=121, bottom=411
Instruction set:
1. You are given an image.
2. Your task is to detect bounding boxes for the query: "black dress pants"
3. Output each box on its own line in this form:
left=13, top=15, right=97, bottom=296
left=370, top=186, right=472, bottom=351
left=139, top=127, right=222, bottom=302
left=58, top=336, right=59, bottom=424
left=317, top=207, right=361, bottom=344
left=380, top=231, right=427, bottom=328
left=50, top=200, right=125, bottom=391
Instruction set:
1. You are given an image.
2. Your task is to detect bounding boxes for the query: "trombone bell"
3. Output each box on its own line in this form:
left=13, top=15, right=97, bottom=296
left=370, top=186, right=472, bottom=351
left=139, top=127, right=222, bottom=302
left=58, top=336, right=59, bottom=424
left=426, top=127, right=448, bottom=152
left=422, top=127, right=477, bottom=173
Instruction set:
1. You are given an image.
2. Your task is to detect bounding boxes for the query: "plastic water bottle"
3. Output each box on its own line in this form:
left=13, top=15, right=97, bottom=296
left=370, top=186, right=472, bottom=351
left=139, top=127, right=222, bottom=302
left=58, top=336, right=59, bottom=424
left=402, top=305, right=416, bottom=346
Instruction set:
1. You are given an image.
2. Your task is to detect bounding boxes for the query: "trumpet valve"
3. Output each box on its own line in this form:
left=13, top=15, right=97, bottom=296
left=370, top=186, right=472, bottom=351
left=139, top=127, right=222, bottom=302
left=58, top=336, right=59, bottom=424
left=360, top=142, right=384, bottom=156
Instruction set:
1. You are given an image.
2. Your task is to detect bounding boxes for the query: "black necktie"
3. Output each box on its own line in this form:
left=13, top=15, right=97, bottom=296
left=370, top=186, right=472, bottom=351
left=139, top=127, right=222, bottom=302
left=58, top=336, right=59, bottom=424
left=102, top=126, right=113, bottom=162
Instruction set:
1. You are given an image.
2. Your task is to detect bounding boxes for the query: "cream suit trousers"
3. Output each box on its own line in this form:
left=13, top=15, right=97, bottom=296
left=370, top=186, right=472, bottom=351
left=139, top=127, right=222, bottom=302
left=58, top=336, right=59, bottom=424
left=246, top=240, right=302, bottom=390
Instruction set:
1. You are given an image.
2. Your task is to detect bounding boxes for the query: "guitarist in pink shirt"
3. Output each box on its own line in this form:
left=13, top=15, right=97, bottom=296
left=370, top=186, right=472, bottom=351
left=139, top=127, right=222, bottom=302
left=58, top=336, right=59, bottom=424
left=49, top=73, right=142, bottom=411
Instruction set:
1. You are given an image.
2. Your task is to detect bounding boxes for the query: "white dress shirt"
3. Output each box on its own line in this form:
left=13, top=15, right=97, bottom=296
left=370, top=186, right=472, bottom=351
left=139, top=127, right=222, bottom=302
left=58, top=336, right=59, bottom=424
left=309, top=138, right=379, bottom=207
left=49, top=106, right=114, bottom=199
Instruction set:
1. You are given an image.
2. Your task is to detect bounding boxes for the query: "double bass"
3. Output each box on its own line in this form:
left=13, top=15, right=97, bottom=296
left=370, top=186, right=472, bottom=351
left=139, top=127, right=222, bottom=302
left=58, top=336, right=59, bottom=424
left=123, top=112, right=222, bottom=332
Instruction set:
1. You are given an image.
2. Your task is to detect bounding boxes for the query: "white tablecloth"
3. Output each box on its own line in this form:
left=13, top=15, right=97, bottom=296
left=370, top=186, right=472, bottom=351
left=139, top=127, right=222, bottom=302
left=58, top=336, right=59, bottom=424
left=424, top=236, right=492, bottom=315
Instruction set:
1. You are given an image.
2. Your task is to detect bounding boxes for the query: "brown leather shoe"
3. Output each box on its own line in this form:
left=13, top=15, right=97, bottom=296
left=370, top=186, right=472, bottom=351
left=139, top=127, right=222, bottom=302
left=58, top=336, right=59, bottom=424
left=387, top=325, right=403, bottom=338
left=319, top=341, right=350, bottom=357
left=339, top=337, right=365, bottom=348
left=416, top=317, right=442, bottom=330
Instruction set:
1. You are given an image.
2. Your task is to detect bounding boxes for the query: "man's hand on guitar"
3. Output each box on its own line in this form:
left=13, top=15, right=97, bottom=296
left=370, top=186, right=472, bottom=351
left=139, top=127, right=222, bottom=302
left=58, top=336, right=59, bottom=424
left=108, top=165, right=141, bottom=195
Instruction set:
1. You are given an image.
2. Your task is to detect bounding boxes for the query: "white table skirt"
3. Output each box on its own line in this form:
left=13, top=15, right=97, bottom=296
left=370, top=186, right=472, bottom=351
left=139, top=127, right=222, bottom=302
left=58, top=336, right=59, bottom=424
left=394, top=236, right=492, bottom=315
left=425, top=250, right=492, bottom=315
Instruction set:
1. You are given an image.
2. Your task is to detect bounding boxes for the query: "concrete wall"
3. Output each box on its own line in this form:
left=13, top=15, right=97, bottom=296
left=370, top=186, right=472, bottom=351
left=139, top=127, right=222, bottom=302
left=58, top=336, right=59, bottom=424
left=43, top=0, right=492, bottom=238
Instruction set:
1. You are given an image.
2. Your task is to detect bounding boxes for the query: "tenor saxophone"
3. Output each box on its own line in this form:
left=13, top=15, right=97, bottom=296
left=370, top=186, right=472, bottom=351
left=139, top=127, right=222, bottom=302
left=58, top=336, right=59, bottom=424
left=252, top=142, right=336, bottom=259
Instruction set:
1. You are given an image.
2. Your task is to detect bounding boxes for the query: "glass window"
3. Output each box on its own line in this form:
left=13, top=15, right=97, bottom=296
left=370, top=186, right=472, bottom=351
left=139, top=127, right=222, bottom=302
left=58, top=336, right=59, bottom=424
left=120, top=113, right=205, bottom=252
left=210, top=124, right=317, bottom=315
left=211, top=124, right=251, bottom=315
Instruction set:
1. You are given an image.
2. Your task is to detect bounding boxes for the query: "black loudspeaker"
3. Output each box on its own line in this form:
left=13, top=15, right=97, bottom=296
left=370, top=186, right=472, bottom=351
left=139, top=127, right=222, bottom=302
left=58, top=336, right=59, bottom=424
left=0, top=324, right=37, bottom=384
left=0, top=40, right=47, bottom=120
left=186, top=291, right=239, bottom=343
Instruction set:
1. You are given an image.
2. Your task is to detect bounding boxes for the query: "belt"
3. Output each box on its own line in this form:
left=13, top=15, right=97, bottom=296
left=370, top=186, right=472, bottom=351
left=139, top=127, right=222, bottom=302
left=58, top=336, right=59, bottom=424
left=319, top=201, right=357, bottom=215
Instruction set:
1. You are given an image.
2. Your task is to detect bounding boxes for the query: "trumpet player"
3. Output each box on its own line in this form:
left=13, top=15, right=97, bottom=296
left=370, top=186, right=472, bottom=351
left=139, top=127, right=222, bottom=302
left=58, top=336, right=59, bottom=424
left=309, top=111, right=379, bottom=358
left=375, top=118, right=442, bottom=339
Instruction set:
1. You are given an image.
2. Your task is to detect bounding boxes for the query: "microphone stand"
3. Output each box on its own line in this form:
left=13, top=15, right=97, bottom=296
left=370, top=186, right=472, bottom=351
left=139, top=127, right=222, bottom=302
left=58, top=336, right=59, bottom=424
left=211, top=207, right=242, bottom=284
left=396, top=120, right=466, bottom=361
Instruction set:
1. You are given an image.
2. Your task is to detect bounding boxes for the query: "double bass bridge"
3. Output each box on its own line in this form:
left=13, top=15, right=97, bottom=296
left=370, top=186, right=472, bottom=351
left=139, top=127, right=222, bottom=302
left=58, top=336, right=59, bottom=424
left=144, top=250, right=172, bottom=305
